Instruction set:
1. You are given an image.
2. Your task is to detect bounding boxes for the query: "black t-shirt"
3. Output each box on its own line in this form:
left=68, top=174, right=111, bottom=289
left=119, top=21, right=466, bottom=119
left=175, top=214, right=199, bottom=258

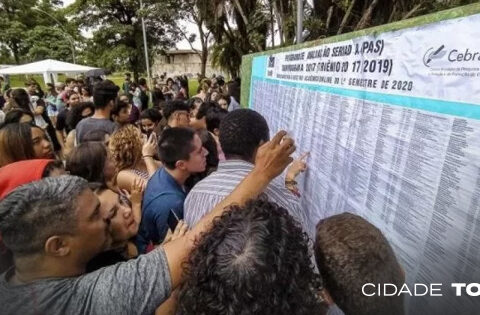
left=56, top=108, right=70, bottom=134
left=139, top=90, right=149, bottom=110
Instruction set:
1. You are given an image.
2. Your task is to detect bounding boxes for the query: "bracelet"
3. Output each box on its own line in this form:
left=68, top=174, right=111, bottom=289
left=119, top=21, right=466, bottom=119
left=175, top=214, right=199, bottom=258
left=142, top=155, right=154, bottom=158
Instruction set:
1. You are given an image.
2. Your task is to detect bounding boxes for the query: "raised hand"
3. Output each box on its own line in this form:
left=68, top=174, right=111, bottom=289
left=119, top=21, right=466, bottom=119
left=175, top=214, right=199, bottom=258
left=286, top=152, right=309, bottom=181
left=254, top=130, right=296, bottom=180
left=142, top=132, right=158, bottom=157
left=130, top=177, right=146, bottom=205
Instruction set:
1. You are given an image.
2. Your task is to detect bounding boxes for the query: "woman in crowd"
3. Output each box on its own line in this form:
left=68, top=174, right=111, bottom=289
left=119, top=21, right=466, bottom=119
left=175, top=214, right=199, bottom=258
left=87, top=179, right=188, bottom=272
left=139, top=108, right=162, bottom=138
left=10, top=88, right=61, bottom=151
left=208, top=89, right=220, bottom=103
left=162, top=78, right=176, bottom=101
left=24, top=81, right=48, bottom=129
left=0, top=123, right=36, bottom=167
left=185, top=129, right=219, bottom=191
left=175, top=77, right=188, bottom=100
left=131, top=82, right=143, bottom=110
left=0, top=122, right=55, bottom=167
left=86, top=179, right=144, bottom=271
left=108, top=125, right=161, bottom=192
left=66, top=141, right=116, bottom=188
left=217, top=94, right=230, bottom=111
left=31, top=124, right=55, bottom=160
left=193, top=79, right=211, bottom=101
left=63, top=102, right=95, bottom=159
left=81, top=86, right=93, bottom=102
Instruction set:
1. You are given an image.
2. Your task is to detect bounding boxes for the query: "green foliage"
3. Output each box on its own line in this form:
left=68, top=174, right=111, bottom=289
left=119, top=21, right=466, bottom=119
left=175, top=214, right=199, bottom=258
left=26, top=26, right=73, bottom=62
left=0, top=0, right=77, bottom=64
left=68, top=0, right=182, bottom=81
left=196, top=0, right=269, bottom=77
left=211, top=39, right=243, bottom=78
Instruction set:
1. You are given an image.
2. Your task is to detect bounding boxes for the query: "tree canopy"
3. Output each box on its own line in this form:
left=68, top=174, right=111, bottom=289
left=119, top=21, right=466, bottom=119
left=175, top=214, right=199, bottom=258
left=0, top=0, right=476, bottom=79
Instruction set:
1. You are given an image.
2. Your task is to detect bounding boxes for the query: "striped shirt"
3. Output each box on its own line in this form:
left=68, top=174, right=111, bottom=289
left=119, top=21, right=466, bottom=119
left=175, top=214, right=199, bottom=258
left=184, top=159, right=313, bottom=238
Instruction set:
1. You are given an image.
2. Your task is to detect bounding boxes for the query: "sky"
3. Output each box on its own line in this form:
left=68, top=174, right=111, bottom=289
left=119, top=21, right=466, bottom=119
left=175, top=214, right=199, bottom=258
left=61, top=0, right=201, bottom=50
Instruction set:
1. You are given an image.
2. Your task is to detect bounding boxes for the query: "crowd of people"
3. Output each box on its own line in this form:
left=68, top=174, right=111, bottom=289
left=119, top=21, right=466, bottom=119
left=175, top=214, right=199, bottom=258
left=0, top=73, right=405, bottom=315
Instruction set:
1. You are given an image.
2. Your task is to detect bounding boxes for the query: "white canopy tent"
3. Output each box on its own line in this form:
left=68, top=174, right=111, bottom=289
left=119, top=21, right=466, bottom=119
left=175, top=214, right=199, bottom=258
left=0, top=59, right=99, bottom=84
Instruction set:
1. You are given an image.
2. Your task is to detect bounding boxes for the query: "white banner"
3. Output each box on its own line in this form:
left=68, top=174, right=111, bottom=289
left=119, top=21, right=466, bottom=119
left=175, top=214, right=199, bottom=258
left=250, top=13, right=480, bottom=315
left=265, top=14, right=480, bottom=106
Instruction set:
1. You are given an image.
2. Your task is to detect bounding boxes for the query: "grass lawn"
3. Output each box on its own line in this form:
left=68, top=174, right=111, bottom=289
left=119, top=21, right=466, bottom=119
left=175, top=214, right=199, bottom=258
left=188, top=79, right=199, bottom=98
left=8, top=73, right=124, bottom=90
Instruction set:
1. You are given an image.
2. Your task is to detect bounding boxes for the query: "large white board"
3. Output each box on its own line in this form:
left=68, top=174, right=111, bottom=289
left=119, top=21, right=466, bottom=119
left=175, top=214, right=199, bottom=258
left=249, top=13, right=480, bottom=315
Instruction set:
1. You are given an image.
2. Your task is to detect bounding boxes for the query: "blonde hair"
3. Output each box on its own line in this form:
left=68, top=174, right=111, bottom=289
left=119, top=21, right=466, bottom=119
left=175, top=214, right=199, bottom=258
left=108, top=124, right=143, bottom=172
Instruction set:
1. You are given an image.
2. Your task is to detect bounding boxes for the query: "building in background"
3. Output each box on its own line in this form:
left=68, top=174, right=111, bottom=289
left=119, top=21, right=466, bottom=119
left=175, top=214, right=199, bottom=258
left=151, top=49, right=225, bottom=78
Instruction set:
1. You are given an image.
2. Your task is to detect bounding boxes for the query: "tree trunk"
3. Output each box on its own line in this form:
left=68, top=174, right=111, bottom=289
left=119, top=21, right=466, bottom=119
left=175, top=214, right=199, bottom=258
left=337, top=0, right=357, bottom=35
left=355, top=0, right=379, bottom=31
left=232, top=0, right=249, bottom=27
left=201, top=49, right=208, bottom=77
left=11, top=44, right=20, bottom=65
left=272, top=0, right=284, bottom=45
left=197, top=21, right=209, bottom=77
left=270, top=2, right=275, bottom=47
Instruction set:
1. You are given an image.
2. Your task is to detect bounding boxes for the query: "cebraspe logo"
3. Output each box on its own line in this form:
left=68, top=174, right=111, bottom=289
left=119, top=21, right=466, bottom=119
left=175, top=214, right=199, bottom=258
left=423, top=45, right=480, bottom=67
left=423, top=45, right=446, bottom=67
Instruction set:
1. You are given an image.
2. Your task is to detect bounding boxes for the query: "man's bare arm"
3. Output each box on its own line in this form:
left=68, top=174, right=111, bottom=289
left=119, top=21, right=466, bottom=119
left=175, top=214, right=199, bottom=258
left=163, top=130, right=295, bottom=288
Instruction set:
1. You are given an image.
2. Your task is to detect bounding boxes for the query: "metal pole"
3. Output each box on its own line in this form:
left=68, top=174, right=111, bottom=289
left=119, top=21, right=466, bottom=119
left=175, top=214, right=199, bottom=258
left=140, top=0, right=152, bottom=88
left=33, top=8, right=76, bottom=63
left=296, top=0, right=303, bottom=44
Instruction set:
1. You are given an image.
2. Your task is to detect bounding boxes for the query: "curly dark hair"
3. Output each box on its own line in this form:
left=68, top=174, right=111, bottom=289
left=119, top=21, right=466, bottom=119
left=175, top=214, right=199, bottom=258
left=177, top=199, right=327, bottom=315
left=219, top=109, right=269, bottom=161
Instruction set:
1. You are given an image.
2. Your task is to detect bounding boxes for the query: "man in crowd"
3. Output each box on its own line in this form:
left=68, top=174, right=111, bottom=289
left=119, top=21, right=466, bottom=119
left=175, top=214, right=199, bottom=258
left=138, top=78, right=149, bottom=111
left=76, top=80, right=118, bottom=144
left=122, top=73, right=132, bottom=97
left=0, top=130, right=295, bottom=314
left=56, top=91, right=81, bottom=149
left=55, top=82, right=67, bottom=112
left=65, top=78, right=77, bottom=93
left=162, top=100, right=191, bottom=129
left=314, top=213, right=405, bottom=315
left=137, top=127, right=208, bottom=253
left=184, top=108, right=312, bottom=237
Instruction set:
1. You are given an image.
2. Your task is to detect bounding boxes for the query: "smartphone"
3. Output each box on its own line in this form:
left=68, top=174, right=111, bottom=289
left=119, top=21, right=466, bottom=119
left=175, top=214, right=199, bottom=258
left=167, top=209, right=180, bottom=231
